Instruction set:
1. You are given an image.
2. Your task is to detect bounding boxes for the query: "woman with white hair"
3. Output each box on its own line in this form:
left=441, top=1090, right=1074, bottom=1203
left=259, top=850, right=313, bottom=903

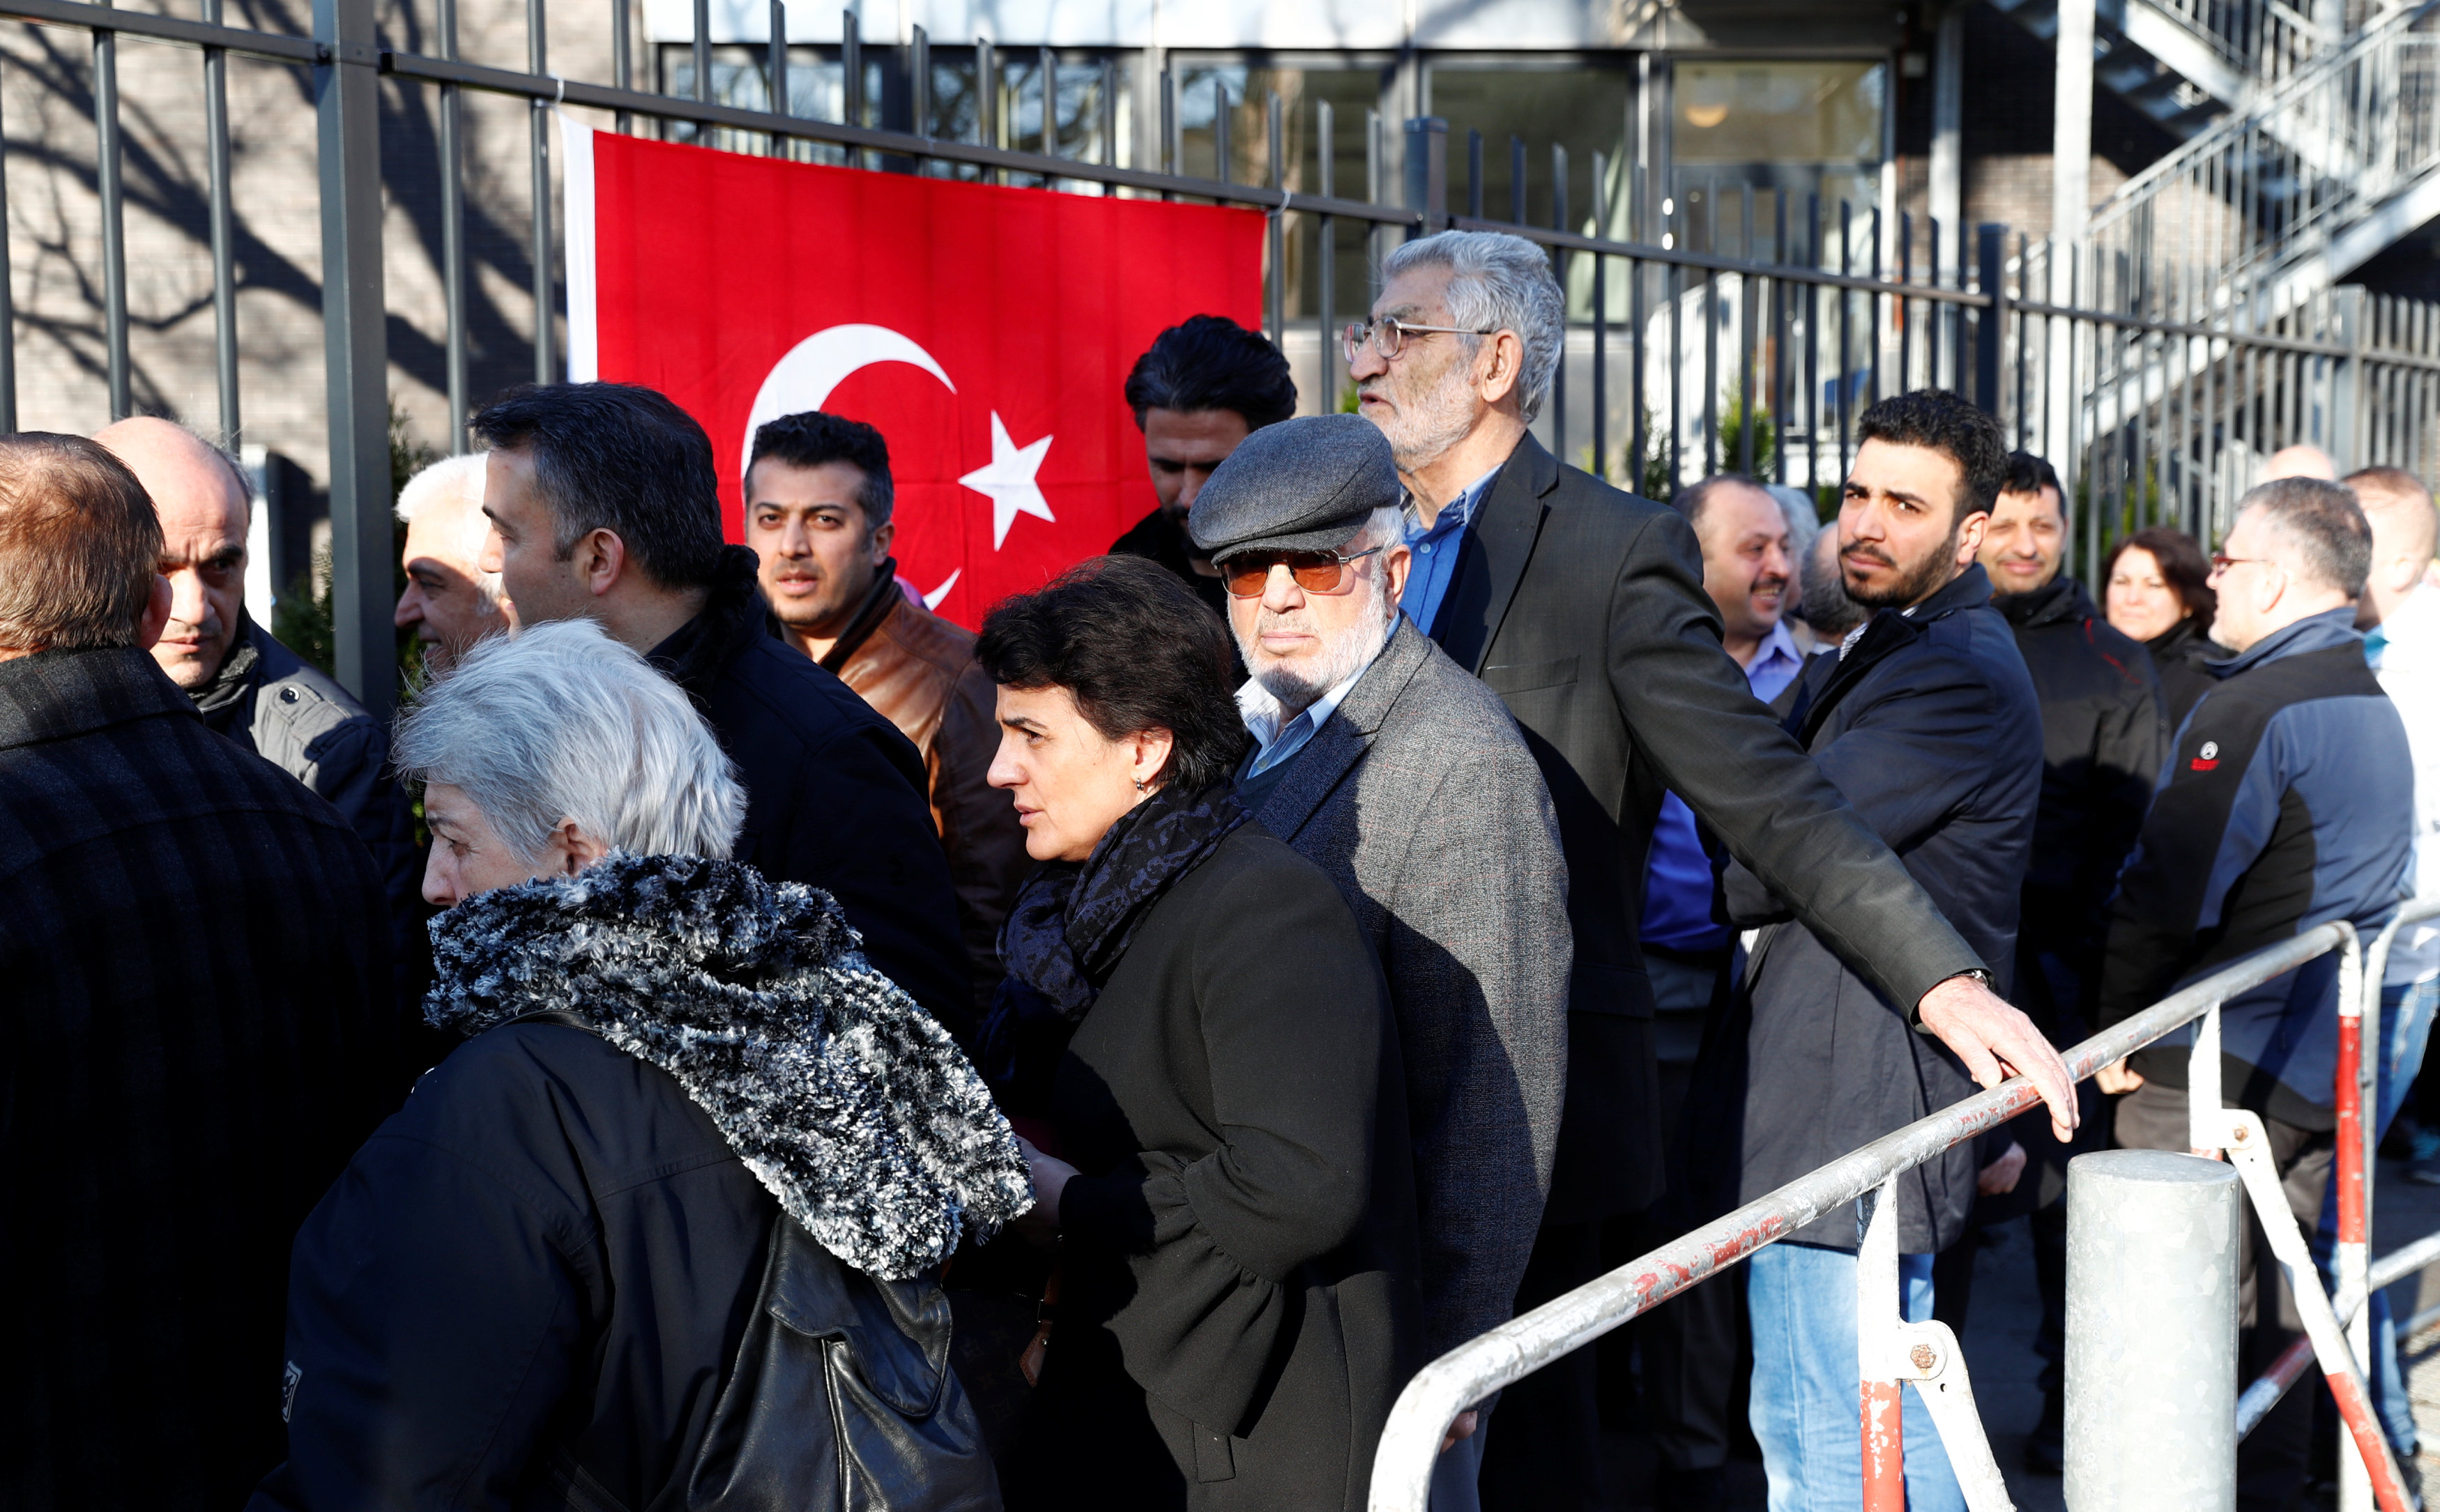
left=250, top=618, right=1028, bottom=1512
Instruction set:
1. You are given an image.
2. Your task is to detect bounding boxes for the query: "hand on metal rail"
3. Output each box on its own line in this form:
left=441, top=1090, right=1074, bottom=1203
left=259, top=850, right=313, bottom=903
left=1916, top=976, right=2079, bottom=1142
left=2093, top=1057, right=2146, bottom=1094
left=1438, top=1411, right=1477, bottom=1453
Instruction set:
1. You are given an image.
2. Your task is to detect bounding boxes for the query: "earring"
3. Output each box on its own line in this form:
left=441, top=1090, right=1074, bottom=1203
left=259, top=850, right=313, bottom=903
left=1133, top=777, right=1149, bottom=792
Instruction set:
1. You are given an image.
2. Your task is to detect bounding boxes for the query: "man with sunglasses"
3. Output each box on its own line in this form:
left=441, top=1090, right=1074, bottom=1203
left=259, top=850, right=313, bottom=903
left=1348, top=230, right=2079, bottom=1512
left=2097, top=477, right=2414, bottom=1507
left=1188, top=413, right=1571, bottom=1512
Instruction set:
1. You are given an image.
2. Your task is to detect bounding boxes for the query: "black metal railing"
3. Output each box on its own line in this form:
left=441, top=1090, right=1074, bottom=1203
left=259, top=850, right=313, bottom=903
left=4, top=0, right=2437, bottom=719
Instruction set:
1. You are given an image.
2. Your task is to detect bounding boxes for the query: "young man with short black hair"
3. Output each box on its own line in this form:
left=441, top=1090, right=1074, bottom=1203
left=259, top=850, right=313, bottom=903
left=746, top=409, right=1027, bottom=1025
left=1109, top=314, right=1298, bottom=617
left=473, top=381, right=970, bottom=1034
left=1711, top=389, right=2043, bottom=1512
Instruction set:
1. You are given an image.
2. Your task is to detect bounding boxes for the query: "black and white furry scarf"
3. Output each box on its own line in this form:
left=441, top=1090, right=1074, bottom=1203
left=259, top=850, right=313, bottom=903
left=425, top=851, right=1032, bottom=1280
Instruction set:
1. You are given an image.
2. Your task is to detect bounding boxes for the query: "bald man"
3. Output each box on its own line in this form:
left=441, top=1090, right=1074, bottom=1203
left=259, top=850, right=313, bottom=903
left=93, top=418, right=422, bottom=949
left=2264, top=444, right=2340, bottom=482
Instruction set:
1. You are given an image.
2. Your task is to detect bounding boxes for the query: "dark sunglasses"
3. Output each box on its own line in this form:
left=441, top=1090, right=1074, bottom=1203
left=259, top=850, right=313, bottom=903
left=1219, top=545, right=1385, bottom=598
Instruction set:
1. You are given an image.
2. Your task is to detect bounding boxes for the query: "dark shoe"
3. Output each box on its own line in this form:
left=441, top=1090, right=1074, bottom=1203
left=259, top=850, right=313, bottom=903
left=2022, top=1390, right=2064, bottom=1475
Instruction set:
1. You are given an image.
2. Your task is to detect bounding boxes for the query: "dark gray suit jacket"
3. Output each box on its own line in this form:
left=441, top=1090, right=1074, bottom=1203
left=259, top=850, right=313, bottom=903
left=1250, top=616, right=1571, bottom=1359
left=1430, top=434, right=1985, bottom=1220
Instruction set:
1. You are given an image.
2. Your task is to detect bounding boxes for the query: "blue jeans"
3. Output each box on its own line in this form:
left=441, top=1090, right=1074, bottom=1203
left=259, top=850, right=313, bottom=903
left=1748, top=1242, right=1966, bottom=1512
left=2312, top=975, right=2440, bottom=1460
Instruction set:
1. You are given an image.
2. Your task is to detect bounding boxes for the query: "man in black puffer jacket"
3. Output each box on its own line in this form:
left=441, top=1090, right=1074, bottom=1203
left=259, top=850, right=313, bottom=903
left=468, top=382, right=972, bottom=1037
left=1960, top=450, right=2166, bottom=1468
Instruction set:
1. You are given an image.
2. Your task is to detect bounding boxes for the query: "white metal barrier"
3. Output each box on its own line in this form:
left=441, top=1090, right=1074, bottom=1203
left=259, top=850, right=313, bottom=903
left=1367, top=899, right=2440, bottom=1512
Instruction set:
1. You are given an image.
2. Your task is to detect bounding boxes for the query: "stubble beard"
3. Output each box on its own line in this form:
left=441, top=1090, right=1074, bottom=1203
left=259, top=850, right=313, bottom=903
left=1369, top=362, right=1481, bottom=474
left=1843, top=531, right=1961, bottom=611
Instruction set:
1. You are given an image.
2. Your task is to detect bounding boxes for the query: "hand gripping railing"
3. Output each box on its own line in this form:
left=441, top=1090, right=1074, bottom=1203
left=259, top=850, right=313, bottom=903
left=1366, top=924, right=2359, bottom=1512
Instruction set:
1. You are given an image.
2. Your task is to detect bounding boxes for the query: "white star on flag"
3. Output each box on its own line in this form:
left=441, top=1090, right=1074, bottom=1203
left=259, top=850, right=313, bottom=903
left=958, top=412, right=1055, bottom=549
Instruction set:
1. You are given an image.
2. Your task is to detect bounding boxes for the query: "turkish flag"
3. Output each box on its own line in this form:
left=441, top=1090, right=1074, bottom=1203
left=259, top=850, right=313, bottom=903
left=564, top=121, right=1267, bottom=627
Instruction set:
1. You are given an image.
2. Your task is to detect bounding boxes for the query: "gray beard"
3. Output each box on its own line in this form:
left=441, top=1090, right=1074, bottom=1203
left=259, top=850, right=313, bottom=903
left=1375, top=368, right=1481, bottom=473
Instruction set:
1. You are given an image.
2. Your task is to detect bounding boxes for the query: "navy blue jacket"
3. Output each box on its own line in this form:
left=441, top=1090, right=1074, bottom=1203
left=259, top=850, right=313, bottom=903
left=1710, top=564, right=2044, bottom=1253
left=2100, top=607, right=2414, bottom=1128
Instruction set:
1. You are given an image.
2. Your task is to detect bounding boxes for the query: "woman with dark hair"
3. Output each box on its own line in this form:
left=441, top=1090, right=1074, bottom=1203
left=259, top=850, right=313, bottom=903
left=977, top=554, right=1419, bottom=1510
left=2104, top=525, right=2223, bottom=725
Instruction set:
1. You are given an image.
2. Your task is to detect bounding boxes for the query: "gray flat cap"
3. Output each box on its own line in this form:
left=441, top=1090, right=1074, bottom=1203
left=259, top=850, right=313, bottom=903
left=1187, top=413, right=1405, bottom=560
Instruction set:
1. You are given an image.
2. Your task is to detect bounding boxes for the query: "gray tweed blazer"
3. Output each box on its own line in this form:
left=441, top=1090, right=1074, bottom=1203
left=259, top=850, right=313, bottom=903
left=1249, top=616, right=1571, bottom=1359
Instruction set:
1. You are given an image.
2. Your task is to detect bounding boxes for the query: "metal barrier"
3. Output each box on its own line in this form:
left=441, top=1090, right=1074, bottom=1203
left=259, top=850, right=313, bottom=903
left=1366, top=912, right=2440, bottom=1511
left=2, top=0, right=2438, bottom=719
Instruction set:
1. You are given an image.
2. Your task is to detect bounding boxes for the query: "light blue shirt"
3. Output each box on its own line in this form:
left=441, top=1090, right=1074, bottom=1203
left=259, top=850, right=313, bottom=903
left=1639, top=619, right=1809, bottom=952
left=1400, top=466, right=1502, bottom=637
left=1239, top=656, right=1374, bottom=779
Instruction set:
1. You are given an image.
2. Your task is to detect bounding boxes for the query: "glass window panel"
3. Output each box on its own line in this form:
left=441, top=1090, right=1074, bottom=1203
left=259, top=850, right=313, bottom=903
left=1425, top=65, right=1631, bottom=235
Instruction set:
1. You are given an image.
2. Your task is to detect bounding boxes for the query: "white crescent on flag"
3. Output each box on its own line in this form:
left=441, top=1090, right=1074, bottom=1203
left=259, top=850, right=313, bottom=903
left=738, top=324, right=956, bottom=487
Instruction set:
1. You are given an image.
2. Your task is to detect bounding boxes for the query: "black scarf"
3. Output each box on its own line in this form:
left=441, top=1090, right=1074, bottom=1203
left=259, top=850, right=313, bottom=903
left=980, top=779, right=1250, bottom=1110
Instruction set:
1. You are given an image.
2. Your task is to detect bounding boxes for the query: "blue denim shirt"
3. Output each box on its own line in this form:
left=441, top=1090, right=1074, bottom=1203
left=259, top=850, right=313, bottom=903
left=1399, top=466, right=1502, bottom=637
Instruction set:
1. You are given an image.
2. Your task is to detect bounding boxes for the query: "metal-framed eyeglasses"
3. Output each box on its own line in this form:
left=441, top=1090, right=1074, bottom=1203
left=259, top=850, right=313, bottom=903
left=2209, top=553, right=2271, bottom=577
left=1342, top=316, right=1496, bottom=365
left=1219, top=545, right=1386, bottom=598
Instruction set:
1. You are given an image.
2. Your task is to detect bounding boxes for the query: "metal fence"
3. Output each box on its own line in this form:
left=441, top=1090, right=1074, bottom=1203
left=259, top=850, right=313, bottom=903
left=7, top=0, right=2440, bottom=724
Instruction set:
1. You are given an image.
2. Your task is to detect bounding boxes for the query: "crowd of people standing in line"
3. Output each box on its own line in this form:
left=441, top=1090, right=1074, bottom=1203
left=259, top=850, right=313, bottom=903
left=4, top=225, right=2432, bottom=1512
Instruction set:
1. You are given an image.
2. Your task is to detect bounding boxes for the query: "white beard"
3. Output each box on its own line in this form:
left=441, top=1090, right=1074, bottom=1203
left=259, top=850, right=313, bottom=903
left=1236, top=575, right=1396, bottom=727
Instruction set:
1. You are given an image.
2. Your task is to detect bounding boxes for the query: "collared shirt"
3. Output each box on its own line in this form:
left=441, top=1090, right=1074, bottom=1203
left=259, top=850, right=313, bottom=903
left=1237, top=653, right=1376, bottom=781
left=1640, top=619, right=1809, bottom=952
left=1400, top=465, right=1503, bottom=638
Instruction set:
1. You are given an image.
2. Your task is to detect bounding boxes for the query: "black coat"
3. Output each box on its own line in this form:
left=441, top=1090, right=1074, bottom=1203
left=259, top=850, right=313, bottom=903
left=1009, top=825, right=1420, bottom=1511
left=1995, top=576, right=2166, bottom=1034
left=650, top=547, right=970, bottom=1035
left=1430, top=434, right=1987, bottom=1219
left=0, top=647, right=398, bottom=1511
left=1712, top=565, right=2044, bottom=1253
left=252, top=1021, right=779, bottom=1511
left=2146, top=614, right=2227, bottom=731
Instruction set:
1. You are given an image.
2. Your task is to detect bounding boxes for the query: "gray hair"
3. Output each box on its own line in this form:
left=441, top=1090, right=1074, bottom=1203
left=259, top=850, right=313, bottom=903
left=1381, top=231, right=1564, bottom=425
left=395, top=618, right=745, bottom=864
left=395, top=452, right=505, bottom=609
left=2236, top=476, right=2374, bottom=598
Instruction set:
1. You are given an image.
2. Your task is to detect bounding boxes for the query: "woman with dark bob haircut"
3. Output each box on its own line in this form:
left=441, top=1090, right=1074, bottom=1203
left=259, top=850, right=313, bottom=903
left=976, top=554, right=1419, bottom=1510
left=2102, top=526, right=2222, bottom=724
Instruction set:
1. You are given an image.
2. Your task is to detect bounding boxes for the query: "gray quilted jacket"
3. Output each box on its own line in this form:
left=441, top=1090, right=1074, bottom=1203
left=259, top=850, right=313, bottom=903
left=195, top=618, right=422, bottom=950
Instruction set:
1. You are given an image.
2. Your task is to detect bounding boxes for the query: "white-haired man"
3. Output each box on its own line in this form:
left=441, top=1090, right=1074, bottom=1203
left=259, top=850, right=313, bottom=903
left=1347, top=228, right=2077, bottom=1509
left=1187, top=413, right=1570, bottom=1511
left=396, top=452, right=514, bottom=671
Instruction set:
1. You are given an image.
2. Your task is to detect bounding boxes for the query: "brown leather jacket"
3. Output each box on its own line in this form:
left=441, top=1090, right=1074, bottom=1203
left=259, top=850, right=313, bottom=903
left=822, top=570, right=1031, bottom=1025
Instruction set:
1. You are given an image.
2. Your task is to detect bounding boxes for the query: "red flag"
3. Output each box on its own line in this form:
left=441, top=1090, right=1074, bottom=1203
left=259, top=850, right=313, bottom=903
left=564, top=122, right=1268, bottom=627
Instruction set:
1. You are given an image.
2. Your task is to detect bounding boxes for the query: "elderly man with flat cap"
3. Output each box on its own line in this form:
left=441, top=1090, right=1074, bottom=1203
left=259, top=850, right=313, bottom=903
left=1189, top=413, right=1571, bottom=1509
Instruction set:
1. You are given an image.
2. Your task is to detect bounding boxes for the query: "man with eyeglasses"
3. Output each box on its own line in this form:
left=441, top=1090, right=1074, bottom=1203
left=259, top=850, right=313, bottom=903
left=2097, top=476, right=2414, bottom=1509
left=1348, top=230, right=2078, bottom=1512
left=1187, top=413, right=1570, bottom=1511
